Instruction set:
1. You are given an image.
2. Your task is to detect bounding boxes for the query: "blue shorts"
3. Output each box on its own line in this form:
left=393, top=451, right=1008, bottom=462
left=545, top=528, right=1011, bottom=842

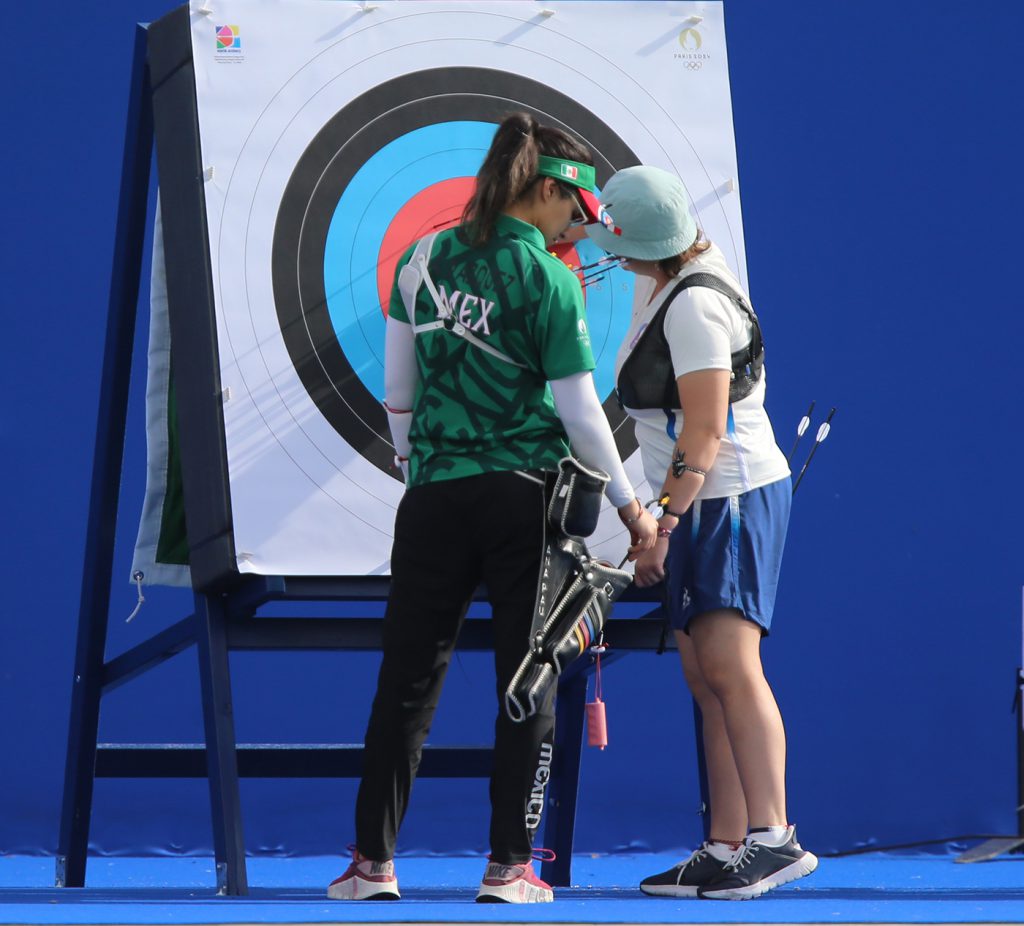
left=665, top=477, right=791, bottom=635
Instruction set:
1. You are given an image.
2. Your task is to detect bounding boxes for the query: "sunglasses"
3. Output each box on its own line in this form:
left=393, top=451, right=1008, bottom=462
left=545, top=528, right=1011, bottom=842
left=563, top=185, right=618, bottom=230
left=566, top=187, right=588, bottom=227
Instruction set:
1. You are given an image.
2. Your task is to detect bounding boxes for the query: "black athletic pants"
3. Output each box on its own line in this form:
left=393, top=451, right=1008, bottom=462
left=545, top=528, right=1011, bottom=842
left=355, top=471, right=556, bottom=864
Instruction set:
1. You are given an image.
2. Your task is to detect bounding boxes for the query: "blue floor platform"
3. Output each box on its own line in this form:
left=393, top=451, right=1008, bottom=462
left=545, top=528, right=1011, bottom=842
left=1, top=853, right=1021, bottom=924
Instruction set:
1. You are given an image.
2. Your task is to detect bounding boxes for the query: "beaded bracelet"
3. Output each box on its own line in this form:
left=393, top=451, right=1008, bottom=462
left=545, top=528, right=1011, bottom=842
left=622, top=499, right=644, bottom=524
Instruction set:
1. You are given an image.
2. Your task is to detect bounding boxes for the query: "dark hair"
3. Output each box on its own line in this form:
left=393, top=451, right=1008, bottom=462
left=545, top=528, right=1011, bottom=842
left=461, top=112, right=593, bottom=246
left=657, top=230, right=712, bottom=277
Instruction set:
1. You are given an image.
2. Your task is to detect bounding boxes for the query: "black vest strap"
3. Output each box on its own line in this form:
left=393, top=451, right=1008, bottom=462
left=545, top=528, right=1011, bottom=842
left=616, top=272, right=764, bottom=409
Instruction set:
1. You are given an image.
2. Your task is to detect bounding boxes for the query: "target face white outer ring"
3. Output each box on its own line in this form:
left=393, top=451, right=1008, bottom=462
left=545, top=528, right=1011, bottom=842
left=189, top=0, right=744, bottom=576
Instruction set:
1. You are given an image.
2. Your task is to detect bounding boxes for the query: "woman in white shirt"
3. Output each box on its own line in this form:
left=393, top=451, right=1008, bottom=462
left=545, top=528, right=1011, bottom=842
left=587, top=166, right=816, bottom=901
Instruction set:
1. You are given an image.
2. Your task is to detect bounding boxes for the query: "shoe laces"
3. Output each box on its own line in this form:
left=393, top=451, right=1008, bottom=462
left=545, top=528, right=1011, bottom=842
left=724, top=841, right=761, bottom=871
left=679, top=844, right=709, bottom=870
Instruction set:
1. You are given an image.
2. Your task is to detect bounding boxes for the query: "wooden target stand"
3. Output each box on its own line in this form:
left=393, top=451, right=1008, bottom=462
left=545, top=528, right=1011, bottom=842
left=55, top=9, right=692, bottom=897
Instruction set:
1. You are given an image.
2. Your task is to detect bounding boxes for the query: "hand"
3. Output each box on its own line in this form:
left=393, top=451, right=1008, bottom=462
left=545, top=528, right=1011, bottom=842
left=634, top=538, right=669, bottom=587
left=617, top=500, right=658, bottom=562
left=394, top=456, right=410, bottom=485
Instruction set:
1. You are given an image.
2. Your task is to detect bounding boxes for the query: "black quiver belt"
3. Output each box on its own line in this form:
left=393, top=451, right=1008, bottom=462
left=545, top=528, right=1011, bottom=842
left=504, top=458, right=633, bottom=723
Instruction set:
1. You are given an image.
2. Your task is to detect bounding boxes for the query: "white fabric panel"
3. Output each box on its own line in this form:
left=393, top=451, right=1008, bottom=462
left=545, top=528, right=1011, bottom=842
left=183, top=0, right=745, bottom=576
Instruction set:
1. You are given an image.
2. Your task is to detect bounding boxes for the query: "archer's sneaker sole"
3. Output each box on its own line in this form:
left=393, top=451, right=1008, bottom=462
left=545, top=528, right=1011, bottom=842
left=476, top=861, right=553, bottom=903
left=640, top=844, right=732, bottom=898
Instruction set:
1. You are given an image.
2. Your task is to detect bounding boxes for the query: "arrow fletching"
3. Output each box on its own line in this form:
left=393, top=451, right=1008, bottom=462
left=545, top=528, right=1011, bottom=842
left=788, top=400, right=815, bottom=464
left=792, top=407, right=837, bottom=495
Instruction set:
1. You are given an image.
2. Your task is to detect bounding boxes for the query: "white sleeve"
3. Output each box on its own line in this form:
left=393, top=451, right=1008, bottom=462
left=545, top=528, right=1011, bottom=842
left=549, top=371, right=636, bottom=508
left=664, top=289, right=746, bottom=378
left=384, top=314, right=417, bottom=476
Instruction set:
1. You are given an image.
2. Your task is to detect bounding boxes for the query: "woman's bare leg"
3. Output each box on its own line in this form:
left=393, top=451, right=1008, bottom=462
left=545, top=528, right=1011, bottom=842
left=688, top=610, right=787, bottom=828
left=675, top=629, right=747, bottom=841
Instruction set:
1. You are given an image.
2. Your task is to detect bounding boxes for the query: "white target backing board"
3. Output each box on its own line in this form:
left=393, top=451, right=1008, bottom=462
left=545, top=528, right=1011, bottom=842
left=188, top=0, right=746, bottom=577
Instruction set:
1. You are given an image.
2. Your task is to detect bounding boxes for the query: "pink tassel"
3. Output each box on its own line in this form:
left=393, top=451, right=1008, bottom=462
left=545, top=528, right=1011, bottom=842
left=586, top=699, right=608, bottom=749
left=586, top=651, right=608, bottom=749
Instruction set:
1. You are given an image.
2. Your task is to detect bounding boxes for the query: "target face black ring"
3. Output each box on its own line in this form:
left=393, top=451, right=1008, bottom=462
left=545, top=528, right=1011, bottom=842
left=272, top=66, right=641, bottom=480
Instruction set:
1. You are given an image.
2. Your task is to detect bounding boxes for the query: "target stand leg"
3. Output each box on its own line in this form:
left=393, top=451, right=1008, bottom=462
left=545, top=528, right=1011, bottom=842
left=56, top=628, right=106, bottom=887
left=956, top=667, right=1024, bottom=863
left=55, top=21, right=154, bottom=889
left=196, top=592, right=248, bottom=895
left=693, top=698, right=711, bottom=843
left=541, top=671, right=589, bottom=888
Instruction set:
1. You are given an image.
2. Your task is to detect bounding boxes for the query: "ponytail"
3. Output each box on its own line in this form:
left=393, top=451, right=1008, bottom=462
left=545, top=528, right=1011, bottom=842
left=462, top=112, right=593, bottom=246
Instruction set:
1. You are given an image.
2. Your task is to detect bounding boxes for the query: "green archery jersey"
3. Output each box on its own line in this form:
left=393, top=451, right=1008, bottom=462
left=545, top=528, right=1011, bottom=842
left=389, top=214, right=596, bottom=488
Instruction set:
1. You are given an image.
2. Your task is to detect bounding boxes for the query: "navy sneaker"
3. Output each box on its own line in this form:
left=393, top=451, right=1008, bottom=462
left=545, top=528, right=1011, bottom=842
left=640, top=842, right=734, bottom=897
left=698, top=826, right=817, bottom=900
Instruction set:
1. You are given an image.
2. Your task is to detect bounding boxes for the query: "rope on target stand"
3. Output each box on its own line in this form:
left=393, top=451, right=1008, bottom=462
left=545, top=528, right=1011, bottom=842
left=125, top=571, right=145, bottom=623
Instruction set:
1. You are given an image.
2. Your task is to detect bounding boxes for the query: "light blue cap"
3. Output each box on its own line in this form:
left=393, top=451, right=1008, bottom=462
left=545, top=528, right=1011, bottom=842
left=587, top=166, right=698, bottom=260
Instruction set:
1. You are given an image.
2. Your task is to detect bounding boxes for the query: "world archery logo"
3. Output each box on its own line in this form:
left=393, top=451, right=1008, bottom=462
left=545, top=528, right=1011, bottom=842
left=216, top=25, right=241, bottom=52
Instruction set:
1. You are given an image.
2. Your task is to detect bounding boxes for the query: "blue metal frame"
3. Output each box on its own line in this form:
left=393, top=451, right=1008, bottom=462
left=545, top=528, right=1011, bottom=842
left=195, top=592, right=248, bottom=895
left=56, top=22, right=153, bottom=890
left=101, top=616, right=196, bottom=693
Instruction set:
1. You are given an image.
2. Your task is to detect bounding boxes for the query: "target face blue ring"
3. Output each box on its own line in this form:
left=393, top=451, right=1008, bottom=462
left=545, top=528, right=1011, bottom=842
left=323, top=120, right=632, bottom=403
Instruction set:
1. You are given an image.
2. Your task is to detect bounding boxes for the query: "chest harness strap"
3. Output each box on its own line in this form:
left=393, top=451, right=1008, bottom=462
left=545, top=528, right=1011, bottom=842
left=617, top=272, right=764, bottom=409
left=399, top=232, right=526, bottom=369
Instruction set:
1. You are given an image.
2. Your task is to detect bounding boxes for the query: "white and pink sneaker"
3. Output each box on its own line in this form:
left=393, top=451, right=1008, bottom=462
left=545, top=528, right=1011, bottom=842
left=476, top=856, right=554, bottom=904
left=327, top=849, right=400, bottom=900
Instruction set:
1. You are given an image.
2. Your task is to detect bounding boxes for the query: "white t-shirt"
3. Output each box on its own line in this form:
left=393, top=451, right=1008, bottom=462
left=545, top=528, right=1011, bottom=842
left=615, top=244, right=790, bottom=500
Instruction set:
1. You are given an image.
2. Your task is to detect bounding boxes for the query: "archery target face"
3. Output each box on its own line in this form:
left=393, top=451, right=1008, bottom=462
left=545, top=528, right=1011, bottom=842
left=189, top=0, right=746, bottom=577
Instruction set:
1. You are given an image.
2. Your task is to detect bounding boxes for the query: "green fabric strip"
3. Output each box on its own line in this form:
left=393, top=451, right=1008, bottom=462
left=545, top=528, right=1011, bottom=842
left=536, top=156, right=595, bottom=192
left=155, top=367, right=190, bottom=566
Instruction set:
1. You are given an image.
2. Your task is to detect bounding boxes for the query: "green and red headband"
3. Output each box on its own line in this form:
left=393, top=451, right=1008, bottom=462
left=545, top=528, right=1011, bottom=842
left=536, top=156, right=610, bottom=226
